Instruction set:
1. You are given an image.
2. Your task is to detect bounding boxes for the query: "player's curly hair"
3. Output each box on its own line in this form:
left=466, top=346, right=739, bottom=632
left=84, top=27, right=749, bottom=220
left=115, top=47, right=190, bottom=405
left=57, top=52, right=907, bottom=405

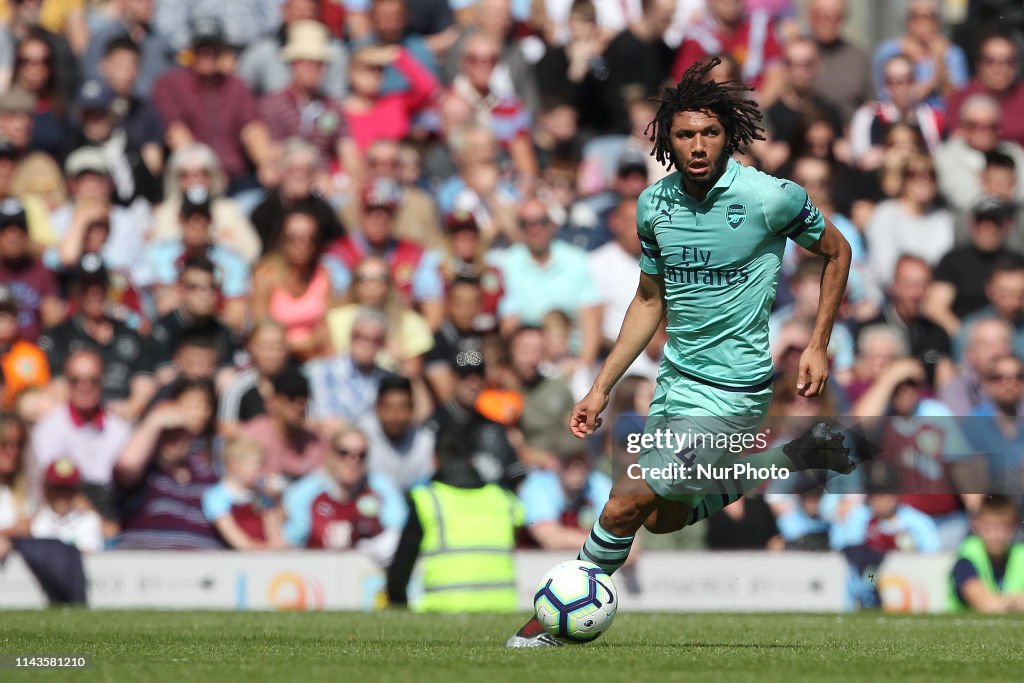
left=646, top=57, right=766, bottom=170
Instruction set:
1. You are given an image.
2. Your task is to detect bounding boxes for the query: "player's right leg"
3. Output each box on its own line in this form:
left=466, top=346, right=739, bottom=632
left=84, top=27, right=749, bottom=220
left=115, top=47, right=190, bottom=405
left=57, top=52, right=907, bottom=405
left=506, top=475, right=666, bottom=649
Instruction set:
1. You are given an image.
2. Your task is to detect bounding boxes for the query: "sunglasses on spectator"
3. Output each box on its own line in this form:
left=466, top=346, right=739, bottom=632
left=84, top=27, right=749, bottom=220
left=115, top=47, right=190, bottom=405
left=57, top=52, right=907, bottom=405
left=356, top=271, right=389, bottom=283
left=519, top=216, right=551, bottom=228
left=464, top=53, right=498, bottom=66
left=962, top=119, right=1000, bottom=132
left=352, top=330, right=386, bottom=344
left=885, top=76, right=913, bottom=86
left=68, top=375, right=102, bottom=387
left=981, top=55, right=1018, bottom=68
left=17, top=54, right=50, bottom=66
left=905, top=168, right=936, bottom=180
left=908, top=10, right=937, bottom=20
left=332, top=446, right=367, bottom=461
left=987, top=372, right=1024, bottom=382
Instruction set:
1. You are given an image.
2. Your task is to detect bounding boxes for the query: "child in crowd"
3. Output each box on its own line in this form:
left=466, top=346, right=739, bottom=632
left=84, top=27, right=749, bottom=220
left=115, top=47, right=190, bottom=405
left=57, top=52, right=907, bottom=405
left=202, top=436, right=286, bottom=550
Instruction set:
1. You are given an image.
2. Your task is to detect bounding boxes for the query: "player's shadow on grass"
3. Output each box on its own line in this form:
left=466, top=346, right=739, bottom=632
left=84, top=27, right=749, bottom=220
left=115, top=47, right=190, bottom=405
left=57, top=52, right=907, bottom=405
left=595, top=642, right=804, bottom=650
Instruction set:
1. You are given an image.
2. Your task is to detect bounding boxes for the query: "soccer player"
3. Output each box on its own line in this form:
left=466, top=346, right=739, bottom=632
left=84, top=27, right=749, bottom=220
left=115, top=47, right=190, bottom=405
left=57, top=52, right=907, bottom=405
left=508, top=58, right=855, bottom=648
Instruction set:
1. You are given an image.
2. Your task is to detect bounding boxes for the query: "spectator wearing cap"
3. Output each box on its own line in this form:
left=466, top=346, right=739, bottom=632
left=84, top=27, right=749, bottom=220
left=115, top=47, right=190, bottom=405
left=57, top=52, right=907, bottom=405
left=425, top=348, right=523, bottom=490
left=935, top=95, right=1024, bottom=215
left=925, top=198, right=1024, bottom=337
left=360, top=375, right=436, bottom=492
left=241, top=366, right=327, bottom=481
left=305, top=307, right=389, bottom=425
left=252, top=207, right=336, bottom=360
left=8, top=28, right=75, bottom=160
left=0, top=198, right=62, bottom=342
left=113, top=377, right=223, bottom=550
left=0, top=87, right=36, bottom=155
left=282, top=424, right=406, bottom=561
left=147, top=254, right=241, bottom=389
left=217, top=320, right=291, bottom=438
left=238, top=0, right=347, bottom=99
left=30, top=349, right=132, bottom=534
left=29, top=459, right=103, bottom=553
left=81, top=0, right=175, bottom=96
left=338, top=139, right=443, bottom=251
left=438, top=211, right=503, bottom=331
left=72, top=79, right=160, bottom=205
left=250, top=138, right=345, bottom=258
left=326, top=255, right=433, bottom=378
left=570, top=147, right=651, bottom=249
left=134, top=185, right=250, bottom=330
left=0, top=282, right=49, bottom=407
left=518, top=447, right=612, bottom=550
left=325, top=177, right=445, bottom=328
left=38, top=254, right=156, bottom=420
left=946, top=29, right=1024, bottom=148
left=48, top=147, right=148, bottom=276
left=494, top=198, right=602, bottom=372
left=258, top=20, right=359, bottom=177
left=149, top=142, right=262, bottom=265
left=424, top=276, right=486, bottom=403
left=151, top=17, right=276, bottom=195
left=343, top=42, right=439, bottom=154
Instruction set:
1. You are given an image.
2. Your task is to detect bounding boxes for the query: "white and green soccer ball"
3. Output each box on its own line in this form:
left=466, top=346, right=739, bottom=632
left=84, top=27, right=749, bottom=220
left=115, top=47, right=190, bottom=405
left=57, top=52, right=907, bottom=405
left=533, top=560, right=618, bottom=643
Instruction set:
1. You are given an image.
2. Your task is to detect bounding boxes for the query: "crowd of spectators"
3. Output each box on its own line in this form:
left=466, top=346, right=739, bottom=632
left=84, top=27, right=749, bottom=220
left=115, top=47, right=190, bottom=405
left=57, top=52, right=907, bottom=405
left=1, top=0, right=1024, bottom=585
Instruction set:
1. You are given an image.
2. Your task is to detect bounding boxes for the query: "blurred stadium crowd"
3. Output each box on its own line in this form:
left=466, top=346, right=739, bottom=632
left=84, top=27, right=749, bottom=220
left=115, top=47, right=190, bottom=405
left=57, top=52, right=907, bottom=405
left=0, top=0, right=1024, bottom=604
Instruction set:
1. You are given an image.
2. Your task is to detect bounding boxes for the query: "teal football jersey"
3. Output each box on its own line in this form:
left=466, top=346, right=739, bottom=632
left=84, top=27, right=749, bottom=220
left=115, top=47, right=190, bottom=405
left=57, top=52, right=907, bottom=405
left=636, top=159, right=826, bottom=388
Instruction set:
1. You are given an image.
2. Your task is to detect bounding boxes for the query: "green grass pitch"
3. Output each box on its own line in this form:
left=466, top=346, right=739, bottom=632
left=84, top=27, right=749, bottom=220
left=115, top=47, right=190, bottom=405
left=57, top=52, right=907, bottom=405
left=2, top=610, right=1023, bottom=682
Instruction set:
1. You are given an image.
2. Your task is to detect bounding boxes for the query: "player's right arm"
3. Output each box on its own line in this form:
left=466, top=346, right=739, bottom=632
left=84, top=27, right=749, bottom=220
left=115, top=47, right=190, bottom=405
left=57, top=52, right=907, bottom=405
left=569, top=271, right=666, bottom=438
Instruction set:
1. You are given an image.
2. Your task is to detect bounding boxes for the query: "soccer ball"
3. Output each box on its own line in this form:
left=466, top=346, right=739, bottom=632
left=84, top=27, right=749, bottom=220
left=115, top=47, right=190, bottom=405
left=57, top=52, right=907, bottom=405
left=533, top=560, right=618, bottom=643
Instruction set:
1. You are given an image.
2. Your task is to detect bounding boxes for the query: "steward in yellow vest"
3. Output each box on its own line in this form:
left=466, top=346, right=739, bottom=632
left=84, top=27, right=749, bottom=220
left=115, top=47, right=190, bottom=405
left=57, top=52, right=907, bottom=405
left=949, top=495, right=1024, bottom=612
left=386, top=427, right=524, bottom=612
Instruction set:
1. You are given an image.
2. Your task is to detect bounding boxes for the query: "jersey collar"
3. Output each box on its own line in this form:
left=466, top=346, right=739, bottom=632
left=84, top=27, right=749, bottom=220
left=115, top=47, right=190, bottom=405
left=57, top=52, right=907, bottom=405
left=676, top=158, right=739, bottom=203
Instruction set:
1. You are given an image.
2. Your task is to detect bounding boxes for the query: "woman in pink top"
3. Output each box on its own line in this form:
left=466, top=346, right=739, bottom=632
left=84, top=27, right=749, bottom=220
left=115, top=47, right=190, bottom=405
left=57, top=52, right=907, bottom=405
left=252, top=209, right=334, bottom=360
left=343, top=45, right=440, bottom=152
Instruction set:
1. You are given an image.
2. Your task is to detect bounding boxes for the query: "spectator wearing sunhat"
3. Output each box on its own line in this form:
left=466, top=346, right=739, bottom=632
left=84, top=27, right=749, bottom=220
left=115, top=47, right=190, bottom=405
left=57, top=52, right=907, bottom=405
left=0, top=198, right=62, bottom=342
left=38, top=254, right=156, bottom=420
left=151, top=17, right=276, bottom=193
left=258, top=20, right=360, bottom=177
left=0, top=282, right=49, bottom=408
left=133, top=185, right=250, bottom=329
left=238, top=3, right=348, bottom=99
left=0, top=88, right=36, bottom=155
left=30, top=459, right=103, bottom=553
left=325, top=177, right=445, bottom=326
left=47, top=146, right=149, bottom=276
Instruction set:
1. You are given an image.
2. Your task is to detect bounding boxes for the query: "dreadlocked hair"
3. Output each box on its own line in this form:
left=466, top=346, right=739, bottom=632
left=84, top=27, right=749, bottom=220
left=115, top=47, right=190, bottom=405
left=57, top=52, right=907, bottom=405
left=646, top=57, right=765, bottom=170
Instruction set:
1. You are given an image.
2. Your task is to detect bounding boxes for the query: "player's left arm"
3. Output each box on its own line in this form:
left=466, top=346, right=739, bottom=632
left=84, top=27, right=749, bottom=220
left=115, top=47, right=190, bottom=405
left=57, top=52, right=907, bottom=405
left=798, top=219, right=852, bottom=397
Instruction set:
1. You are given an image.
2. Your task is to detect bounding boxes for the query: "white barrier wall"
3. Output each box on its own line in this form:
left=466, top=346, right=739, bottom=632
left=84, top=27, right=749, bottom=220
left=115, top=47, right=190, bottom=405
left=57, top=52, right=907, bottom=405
left=0, top=550, right=953, bottom=612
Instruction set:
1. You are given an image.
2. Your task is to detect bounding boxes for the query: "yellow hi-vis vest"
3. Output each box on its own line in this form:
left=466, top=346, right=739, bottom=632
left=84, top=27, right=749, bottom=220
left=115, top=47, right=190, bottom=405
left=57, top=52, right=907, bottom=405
left=948, top=535, right=1024, bottom=612
left=409, top=481, right=524, bottom=613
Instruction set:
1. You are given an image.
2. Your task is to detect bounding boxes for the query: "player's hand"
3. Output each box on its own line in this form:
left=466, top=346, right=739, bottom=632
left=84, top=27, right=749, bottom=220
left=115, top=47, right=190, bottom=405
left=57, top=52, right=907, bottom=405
left=569, top=390, right=609, bottom=438
left=796, top=345, right=829, bottom=397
